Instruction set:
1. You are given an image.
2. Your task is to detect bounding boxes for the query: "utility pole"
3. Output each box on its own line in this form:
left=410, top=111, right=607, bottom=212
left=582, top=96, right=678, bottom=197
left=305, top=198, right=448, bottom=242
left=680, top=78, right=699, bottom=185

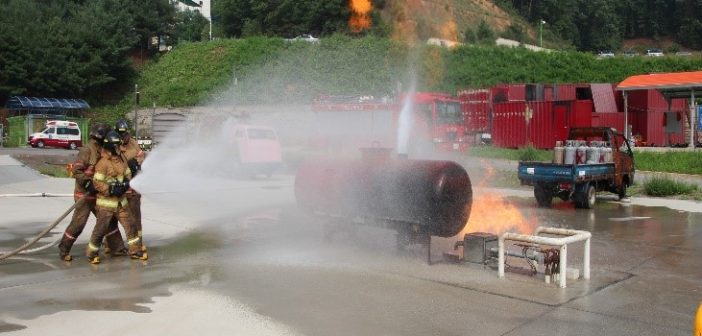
left=539, top=20, right=546, bottom=47
left=134, top=84, right=140, bottom=137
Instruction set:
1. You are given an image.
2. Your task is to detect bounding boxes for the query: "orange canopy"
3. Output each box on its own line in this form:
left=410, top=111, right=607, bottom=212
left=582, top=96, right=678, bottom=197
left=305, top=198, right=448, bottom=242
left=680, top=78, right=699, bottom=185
left=616, top=71, right=702, bottom=91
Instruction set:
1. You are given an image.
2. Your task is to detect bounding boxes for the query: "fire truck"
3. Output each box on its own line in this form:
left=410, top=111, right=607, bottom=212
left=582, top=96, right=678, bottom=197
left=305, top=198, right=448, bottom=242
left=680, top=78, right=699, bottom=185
left=310, top=93, right=467, bottom=156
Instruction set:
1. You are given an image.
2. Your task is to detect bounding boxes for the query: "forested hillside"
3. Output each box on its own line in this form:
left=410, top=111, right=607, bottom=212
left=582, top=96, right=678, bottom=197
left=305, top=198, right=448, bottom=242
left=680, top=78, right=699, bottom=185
left=496, top=0, right=702, bottom=51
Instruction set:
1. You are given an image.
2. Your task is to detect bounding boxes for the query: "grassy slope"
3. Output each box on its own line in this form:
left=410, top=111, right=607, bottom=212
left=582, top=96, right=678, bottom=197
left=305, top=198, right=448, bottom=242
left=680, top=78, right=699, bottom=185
left=104, top=37, right=702, bottom=111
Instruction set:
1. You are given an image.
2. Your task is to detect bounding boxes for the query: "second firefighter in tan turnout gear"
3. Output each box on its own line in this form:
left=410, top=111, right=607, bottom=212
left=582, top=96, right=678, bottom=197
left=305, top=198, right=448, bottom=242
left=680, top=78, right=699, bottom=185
left=115, top=119, right=146, bottom=253
left=86, top=130, right=146, bottom=264
left=58, top=124, right=127, bottom=262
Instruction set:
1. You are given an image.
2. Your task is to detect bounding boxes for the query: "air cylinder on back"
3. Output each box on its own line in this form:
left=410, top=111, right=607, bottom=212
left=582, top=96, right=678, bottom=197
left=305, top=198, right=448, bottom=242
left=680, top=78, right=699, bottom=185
left=294, top=153, right=473, bottom=238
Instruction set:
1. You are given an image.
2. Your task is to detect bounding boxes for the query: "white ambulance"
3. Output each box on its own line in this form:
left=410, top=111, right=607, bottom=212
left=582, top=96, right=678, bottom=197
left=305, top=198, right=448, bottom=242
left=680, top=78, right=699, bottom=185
left=28, top=120, right=82, bottom=150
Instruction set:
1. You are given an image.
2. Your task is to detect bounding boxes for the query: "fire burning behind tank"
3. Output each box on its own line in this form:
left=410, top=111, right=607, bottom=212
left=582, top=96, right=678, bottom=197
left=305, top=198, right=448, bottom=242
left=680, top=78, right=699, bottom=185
left=348, top=0, right=372, bottom=33
left=461, top=161, right=537, bottom=236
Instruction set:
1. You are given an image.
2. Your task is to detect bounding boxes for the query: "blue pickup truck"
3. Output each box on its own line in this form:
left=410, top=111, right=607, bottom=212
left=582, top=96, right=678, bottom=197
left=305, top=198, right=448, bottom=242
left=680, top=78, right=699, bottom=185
left=518, top=127, right=635, bottom=209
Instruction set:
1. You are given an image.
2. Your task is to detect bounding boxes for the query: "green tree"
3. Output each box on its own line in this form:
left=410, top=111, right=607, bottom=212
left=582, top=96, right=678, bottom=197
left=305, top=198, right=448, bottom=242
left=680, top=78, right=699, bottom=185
left=124, top=0, right=177, bottom=55
left=215, top=0, right=350, bottom=38
left=173, top=9, right=210, bottom=42
left=576, top=0, right=621, bottom=51
left=0, top=0, right=136, bottom=103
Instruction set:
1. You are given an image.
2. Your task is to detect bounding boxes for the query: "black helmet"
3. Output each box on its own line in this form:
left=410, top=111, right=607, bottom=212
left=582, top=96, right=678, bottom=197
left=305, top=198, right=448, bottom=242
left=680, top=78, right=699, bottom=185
left=89, top=123, right=109, bottom=141
left=103, top=130, right=122, bottom=155
left=115, top=119, right=130, bottom=135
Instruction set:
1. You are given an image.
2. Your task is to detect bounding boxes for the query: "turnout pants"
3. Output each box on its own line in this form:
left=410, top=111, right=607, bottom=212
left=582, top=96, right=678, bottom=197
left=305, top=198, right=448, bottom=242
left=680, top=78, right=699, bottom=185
left=87, top=205, right=142, bottom=257
left=59, top=196, right=126, bottom=256
left=126, top=192, right=142, bottom=238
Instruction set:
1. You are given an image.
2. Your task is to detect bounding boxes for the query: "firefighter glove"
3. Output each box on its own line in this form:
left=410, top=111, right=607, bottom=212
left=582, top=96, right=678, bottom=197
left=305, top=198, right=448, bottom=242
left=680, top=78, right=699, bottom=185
left=108, top=182, right=127, bottom=197
left=127, top=158, right=140, bottom=176
left=83, top=180, right=97, bottom=195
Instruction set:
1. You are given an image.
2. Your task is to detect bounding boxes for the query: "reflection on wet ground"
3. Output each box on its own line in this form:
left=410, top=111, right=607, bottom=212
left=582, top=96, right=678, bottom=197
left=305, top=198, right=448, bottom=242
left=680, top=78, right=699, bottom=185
left=1, top=197, right=701, bottom=335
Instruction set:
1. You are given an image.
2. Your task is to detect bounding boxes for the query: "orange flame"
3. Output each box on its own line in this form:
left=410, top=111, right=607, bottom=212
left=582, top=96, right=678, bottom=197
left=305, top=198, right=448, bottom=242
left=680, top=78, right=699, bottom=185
left=349, top=0, right=373, bottom=32
left=461, top=160, right=537, bottom=236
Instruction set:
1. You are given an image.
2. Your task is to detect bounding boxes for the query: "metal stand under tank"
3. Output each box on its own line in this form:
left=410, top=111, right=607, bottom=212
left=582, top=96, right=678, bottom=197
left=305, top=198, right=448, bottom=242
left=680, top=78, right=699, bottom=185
left=454, top=232, right=498, bottom=265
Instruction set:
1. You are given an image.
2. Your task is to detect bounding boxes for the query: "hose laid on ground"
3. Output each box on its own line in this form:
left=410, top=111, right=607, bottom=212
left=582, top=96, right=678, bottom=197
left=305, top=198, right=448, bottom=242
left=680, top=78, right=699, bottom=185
left=0, top=193, right=72, bottom=198
left=0, top=197, right=84, bottom=261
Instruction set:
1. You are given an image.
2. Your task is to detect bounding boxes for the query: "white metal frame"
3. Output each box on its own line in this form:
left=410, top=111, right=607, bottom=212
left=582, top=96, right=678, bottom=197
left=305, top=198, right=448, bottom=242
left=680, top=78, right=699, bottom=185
left=498, top=226, right=591, bottom=288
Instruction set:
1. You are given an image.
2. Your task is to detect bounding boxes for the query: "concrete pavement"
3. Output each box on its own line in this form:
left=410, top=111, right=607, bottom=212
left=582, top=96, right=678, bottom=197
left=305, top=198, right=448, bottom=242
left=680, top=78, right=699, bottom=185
left=1, top=155, right=701, bottom=335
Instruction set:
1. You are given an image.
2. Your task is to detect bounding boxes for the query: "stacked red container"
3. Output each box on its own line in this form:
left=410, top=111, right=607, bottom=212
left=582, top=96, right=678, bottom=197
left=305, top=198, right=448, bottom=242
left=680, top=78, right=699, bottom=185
left=492, top=101, right=562, bottom=149
left=628, top=90, right=689, bottom=146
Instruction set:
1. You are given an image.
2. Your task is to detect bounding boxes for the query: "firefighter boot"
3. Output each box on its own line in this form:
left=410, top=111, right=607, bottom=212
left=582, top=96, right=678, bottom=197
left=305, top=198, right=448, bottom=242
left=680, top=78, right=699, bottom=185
left=58, top=233, right=76, bottom=261
left=104, top=228, right=128, bottom=257
left=85, top=243, right=101, bottom=264
left=127, top=238, right=147, bottom=261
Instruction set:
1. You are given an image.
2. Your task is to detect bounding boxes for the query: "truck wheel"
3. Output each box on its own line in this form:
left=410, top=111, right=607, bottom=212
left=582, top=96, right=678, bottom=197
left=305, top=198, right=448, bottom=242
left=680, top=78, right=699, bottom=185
left=617, top=183, right=627, bottom=200
left=584, top=185, right=596, bottom=209
left=36, top=141, right=44, bottom=148
left=534, top=185, right=553, bottom=208
left=68, top=142, right=77, bottom=150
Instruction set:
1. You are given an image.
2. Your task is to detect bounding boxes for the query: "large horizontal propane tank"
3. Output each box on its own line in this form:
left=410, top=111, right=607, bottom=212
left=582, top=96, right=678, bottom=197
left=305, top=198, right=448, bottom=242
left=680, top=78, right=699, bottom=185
left=294, top=149, right=473, bottom=238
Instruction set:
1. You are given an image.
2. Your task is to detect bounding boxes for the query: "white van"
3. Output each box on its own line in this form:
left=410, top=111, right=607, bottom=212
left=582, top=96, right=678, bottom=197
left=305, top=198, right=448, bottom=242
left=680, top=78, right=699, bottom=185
left=28, top=120, right=82, bottom=150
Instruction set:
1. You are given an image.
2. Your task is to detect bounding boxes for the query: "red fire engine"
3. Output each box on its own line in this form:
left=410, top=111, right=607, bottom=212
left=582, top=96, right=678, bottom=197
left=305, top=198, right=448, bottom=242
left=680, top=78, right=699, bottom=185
left=310, top=92, right=467, bottom=156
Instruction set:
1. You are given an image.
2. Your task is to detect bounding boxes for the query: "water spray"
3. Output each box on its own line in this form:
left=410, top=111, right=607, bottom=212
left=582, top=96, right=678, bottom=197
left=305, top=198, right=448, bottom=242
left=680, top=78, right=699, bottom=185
left=396, top=74, right=417, bottom=156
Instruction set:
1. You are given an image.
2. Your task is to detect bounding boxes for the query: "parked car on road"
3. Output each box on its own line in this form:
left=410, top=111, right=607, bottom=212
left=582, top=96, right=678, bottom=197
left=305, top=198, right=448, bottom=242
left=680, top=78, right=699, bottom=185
left=597, top=50, right=615, bottom=58
left=646, top=48, right=664, bottom=57
left=28, top=120, right=82, bottom=150
left=285, top=34, right=320, bottom=43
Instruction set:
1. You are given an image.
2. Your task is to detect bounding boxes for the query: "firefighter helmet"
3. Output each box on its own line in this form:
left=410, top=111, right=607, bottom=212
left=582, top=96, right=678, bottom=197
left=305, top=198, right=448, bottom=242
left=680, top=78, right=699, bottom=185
left=103, top=130, right=122, bottom=155
left=115, top=119, right=130, bottom=135
left=89, top=123, right=110, bottom=141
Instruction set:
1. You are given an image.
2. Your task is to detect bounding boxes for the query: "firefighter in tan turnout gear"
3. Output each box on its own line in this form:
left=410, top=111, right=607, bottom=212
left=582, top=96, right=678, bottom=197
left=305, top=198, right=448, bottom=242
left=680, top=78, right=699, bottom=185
left=86, top=130, right=146, bottom=264
left=58, top=124, right=127, bottom=261
left=115, top=119, right=147, bottom=253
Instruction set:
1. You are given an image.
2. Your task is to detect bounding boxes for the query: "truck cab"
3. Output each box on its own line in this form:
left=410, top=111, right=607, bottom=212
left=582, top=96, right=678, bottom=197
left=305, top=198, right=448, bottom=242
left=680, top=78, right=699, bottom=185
left=406, top=92, right=467, bottom=154
left=518, top=127, right=635, bottom=208
left=28, top=120, right=82, bottom=150
left=231, top=124, right=282, bottom=177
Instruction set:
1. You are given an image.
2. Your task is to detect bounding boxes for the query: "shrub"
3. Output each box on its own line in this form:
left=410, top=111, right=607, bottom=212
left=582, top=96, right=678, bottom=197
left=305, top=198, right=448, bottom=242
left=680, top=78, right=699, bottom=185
left=643, top=177, right=698, bottom=197
left=518, top=144, right=541, bottom=161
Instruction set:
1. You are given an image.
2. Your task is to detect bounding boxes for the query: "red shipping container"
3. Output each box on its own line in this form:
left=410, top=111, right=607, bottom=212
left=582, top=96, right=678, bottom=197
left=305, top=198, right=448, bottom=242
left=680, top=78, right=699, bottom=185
left=462, top=101, right=490, bottom=133
left=571, top=100, right=593, bottom=127
left=591, top=112, right=625, bottom=134
left=544, top=85, right=554, bottom=101
left=457, top=89, right=489, bottom=102
left=492, top=102, right=525, bottom=148
left=492, top=101, right=560, bottom=149
left=555, top=84, right=577, bottom=101
left=509, top=84, right=526, bottom=101
left=591, top=83, right=619, bottom=112
left=626, top=89, right=689, bottom=146
left=552, top=101, right=573, bottom=140
left=528, top=102, right=564, bottom=149
left=490, top=85, right=510, bottom=103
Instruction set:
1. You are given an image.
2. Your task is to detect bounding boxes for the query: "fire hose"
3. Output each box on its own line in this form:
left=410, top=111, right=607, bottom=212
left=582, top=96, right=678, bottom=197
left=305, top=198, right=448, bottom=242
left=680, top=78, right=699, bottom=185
left=0, top=183, right=287, bottom=261
left=0, top=196, right=84, bottom=261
